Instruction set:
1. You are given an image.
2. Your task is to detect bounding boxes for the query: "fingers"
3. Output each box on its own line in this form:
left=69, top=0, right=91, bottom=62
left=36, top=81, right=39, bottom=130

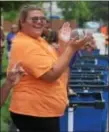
left=59, top=22, right=72, bottom=43
left=60, top=22, right=71, bottom=34
left=83, top=36, right=93, bottom=43
left=59, top=22, right=71, bottom=31
left=68, top=36, right=79, bottom=45
left=78, top=36, right=93, bottom=48
left=18, top=69, right=28, bottom=75
left=11, top=62, right=27, bottom=75
left=11, top=62, right=21, bottom=72
left=85, top=38, right=96, bottom=49
left=62, top=22, right=70, bottom=29
left=82, top=37, right=96, bottom=52
left=70, top=36, right=79, bottom=41
left=64, top=22, right=71, bottom=34
left=69, top=35, right=94, bottom=51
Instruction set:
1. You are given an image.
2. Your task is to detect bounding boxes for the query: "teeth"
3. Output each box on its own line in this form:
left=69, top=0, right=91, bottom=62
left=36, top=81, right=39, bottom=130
left=33, top=26, right=40, bottom=28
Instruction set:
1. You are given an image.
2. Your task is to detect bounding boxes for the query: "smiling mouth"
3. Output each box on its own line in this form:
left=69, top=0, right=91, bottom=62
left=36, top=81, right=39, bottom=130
left=33, top=25, right=43, bottom=30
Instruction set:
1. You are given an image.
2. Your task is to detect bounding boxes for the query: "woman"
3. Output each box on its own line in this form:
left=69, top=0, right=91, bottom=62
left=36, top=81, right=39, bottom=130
left=7, top=5, right=94, bottom=132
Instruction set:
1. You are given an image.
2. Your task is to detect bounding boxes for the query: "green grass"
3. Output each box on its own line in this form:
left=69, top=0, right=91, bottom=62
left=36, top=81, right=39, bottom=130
left=1, top=41, right=10, bottom=132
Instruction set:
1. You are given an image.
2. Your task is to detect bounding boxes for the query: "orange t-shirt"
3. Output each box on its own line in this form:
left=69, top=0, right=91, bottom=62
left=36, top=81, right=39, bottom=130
left=8, top=32, right=68, bottom=117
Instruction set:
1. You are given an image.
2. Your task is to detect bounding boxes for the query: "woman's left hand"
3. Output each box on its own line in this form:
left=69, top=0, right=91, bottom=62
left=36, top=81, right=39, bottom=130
left=81, top=33, right=97, bottom=52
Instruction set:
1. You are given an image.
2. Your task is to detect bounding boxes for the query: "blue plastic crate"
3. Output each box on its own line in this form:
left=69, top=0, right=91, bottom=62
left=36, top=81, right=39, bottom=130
left=60, top=92, right=105, bottom=132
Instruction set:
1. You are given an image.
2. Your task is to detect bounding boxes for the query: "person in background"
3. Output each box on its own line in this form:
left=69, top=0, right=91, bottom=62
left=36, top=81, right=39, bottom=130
left=100, top=23, right=108, bottom=36
left=41, top=19, right=54, bottom=43
left=0, top=63, right=25, bottom=108
left=7, top=5, right=94, bottom=132
left=6, top=24, right=18, bottom=59
left=100, top=23, right=108, bottom=54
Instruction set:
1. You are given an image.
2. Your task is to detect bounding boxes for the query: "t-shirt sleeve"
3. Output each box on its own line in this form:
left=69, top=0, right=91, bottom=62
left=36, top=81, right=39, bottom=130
left=22, top=43, right=54, bottom=78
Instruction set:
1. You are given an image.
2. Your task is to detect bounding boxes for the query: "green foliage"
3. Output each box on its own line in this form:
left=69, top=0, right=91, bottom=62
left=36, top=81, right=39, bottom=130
left=2, top=39, right=8, bottom=73
left=1, top=1, right=43, bottom=12
left=3, top=11, right=17, bottom=22
left=1, top=96, right=10, bottom=132
left=1, top=41, right=10, bottom=132
left=57, top=1, right=91, bottom=25
left=86, top=1, right=109, bottom=21
left=57, top=1, right=108, bottom=25
left=1, top=1, right=43, bottom=21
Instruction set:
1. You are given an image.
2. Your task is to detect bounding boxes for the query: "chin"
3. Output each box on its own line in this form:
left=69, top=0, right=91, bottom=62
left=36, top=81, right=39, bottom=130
left=35, top=31, right=42, bottom=36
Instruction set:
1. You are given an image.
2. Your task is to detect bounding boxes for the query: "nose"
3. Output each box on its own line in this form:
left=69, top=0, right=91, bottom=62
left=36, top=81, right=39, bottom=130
left=37, top=18, right=42, bottom=23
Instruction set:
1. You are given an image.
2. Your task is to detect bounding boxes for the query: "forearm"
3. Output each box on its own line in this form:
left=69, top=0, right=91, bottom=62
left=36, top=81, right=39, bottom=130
left=0, top=80, right=12, bottom=107
left=57, top=40, right=67, bottom=55
left=53, top=46, right=76, bottom=75
left=41, top=46, right=76, bottom=81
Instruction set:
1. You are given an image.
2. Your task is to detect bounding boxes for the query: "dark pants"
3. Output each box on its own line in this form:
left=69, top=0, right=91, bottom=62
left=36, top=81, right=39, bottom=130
left=10, top=112, right=60, bottom=132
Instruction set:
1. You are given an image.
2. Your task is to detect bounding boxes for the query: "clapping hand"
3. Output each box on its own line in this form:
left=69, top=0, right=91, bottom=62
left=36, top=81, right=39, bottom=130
left=58, top=22, right=96, bottom=52
left=81, top=30, right=96, bottom=52
left=58, top=22, right=72, bottom=44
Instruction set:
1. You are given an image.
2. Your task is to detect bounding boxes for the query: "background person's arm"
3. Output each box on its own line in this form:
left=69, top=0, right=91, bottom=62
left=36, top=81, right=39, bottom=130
left=0, top=63, right=25, bottom=108
left=0, top=79, right=13, bottom=107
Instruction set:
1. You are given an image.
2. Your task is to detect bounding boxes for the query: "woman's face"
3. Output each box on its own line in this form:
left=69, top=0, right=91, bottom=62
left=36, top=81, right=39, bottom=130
left=21, top=10, right=46, bottom=38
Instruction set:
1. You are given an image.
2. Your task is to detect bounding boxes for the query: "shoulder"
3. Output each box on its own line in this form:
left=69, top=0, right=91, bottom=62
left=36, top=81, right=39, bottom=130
left=13, top=32, right=33, bottom=44
left=12, top=32, right=42, bottom=51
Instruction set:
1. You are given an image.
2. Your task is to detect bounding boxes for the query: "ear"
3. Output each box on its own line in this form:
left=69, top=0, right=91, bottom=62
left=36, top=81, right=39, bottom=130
left=20, top=19, right=25, bottom=28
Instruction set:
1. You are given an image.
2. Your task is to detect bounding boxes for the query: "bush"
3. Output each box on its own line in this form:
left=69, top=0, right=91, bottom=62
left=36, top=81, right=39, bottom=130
left=4, top=11, right=17, bottom=22
left=1, top=41, right=10, bottom=132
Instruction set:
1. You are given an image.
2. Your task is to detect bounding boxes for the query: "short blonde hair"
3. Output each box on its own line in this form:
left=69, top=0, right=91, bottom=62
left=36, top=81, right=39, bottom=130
left=17, top=4, right=44, bottom=30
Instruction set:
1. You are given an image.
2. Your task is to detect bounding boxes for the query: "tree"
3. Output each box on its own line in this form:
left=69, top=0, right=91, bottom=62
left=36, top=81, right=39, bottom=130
left=1, top=1, right=43, bottom=12
left=87, top=1, right=109, bottom=21
left=1, top=1, right=43, bottom=21
left=57, top=1, right=109, bottom=24
left=57, top=1, right=91, bottom=26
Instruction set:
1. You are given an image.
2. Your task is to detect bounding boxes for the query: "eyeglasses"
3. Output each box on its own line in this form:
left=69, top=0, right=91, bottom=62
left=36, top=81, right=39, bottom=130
left=29, top=16, right=46, bottom=22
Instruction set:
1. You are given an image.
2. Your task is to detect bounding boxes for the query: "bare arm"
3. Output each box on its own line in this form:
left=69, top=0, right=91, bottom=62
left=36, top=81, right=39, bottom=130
left=40, top=35, right=92, bottom=82
left=40, top=45, right=76, bottom=82
left=22, top=23, right=94, bottom=83
left=0, top=80, right=12, bottom=107
left=40, top=23, right=76, bottom=82
left=0, top=63, right=25, bottom=108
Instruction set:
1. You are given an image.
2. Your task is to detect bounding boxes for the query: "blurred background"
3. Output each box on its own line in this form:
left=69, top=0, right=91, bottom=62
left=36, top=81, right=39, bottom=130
left=1, top=1, right=109, bottom=54
left=0, top=1, right=109, bottom=132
